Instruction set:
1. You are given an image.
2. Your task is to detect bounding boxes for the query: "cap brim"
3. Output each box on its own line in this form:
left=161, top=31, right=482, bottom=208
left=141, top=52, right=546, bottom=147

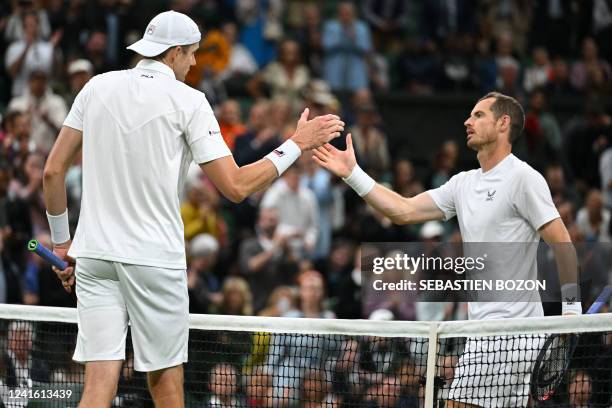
left=126, top=39, right=171, bottom=57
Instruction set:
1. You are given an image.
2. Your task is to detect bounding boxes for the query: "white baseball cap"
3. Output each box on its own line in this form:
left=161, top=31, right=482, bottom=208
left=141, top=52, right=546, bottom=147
left=127, top=11, right=201, bottom=57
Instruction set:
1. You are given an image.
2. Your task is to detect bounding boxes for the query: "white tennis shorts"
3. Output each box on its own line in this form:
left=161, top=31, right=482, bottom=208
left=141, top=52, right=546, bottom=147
left=447, top=335, right=544, bottom=407
left=73, top=258, right=189, bottom=372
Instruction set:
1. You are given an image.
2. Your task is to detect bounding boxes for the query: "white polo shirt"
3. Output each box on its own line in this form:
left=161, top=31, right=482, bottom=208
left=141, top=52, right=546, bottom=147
left=428, top=154, right=560, bottom=320
left=64, top=59, right=231, bottom=269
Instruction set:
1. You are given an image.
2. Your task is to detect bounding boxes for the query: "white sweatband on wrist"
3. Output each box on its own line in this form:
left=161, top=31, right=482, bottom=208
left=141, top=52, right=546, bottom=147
left=561, top=283, right=582, bottom=315
left=343, top=164, right=376, bottom=197
left=265, top=139, right=302, bottom=176
left=46, top=209, right=70, bottom=244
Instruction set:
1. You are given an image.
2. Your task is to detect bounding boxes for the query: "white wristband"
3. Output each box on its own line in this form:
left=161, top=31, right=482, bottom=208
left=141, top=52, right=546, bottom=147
left=561, top=283, right=582, bottom=315
left=343, top=164, right=376, bottom=197
left=265, top=139, right=302, bottom=176
left=46, top=209, right=70, bottom=244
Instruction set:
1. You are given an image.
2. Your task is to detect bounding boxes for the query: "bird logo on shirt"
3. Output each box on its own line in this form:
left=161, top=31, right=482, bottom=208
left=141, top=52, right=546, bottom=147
left=486, top=190, right=496, bottom=201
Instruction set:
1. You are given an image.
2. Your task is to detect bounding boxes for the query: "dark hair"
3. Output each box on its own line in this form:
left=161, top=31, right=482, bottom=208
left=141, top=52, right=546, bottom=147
left=478, top=92, right=525, bottom=144
left=151, top=43, right=197, bottom=61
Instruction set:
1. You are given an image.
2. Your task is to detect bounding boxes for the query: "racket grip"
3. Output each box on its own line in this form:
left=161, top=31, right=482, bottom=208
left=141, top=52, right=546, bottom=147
left=586, top=285, right=612, bottom=314
left=27, top=239, right=69, bottom=270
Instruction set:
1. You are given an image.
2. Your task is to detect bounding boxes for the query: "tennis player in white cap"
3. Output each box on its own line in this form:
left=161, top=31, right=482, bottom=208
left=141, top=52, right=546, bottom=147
left=43, top=10, right=344, bottom=407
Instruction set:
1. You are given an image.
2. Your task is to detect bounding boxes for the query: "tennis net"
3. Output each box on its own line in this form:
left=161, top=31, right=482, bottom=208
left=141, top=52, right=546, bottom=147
left=0, top=305, right=609, bottom=407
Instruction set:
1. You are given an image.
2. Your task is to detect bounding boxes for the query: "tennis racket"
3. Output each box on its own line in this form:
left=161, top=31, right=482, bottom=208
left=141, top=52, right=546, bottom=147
left=530, top=285, right=612, bottom=402
left=27, top=239, right=68, bottom=270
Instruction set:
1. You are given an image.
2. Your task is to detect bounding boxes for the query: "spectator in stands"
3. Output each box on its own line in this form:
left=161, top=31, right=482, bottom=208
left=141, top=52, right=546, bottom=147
left=567, top=370, right=593, bottom=408
left=5, top=10, right=58, bottom=97
left=393, top=158, right=423, bottom=198
left=300, top=369, right=335, bottom=408
left=481, top=1, right=531, bottom=55
left=181, top=180, right=228, bottom=246
left=249, top=39, right=310, bottom=113
left=496, top=55, right=521, bottom=98
left=322, top=2, right=372, bottom=92
left=269, top=97, right=297, bottom=141
left=10, top=152, right=46, bottom=234
left=0, top=159, right=32, bottom=274
left=531, top=0, right=574, bottom=57
left=545, top=163, right=580, bottom=208
left=522, top=89, right=562, bottom=172
left=206, top=363, right=246, bottom=407
left=215, top=276, right=253, bottom=316
left=260, top=165, right=319, bottom=259
left=187, top=233, right=222, bottom=314
left=323, top=239, right=354, bottom=302
left=218, top=22, right=258, bottom=95
left=523, top=47, right=552, bottom=93
left=546, top=56, right=576, bottom=96
left=234, top=100, right=281, bottom=166
left=565, top=99, right=611, bottom=192
left=428, top=140, right=459, bottom=189
left=293, top=4, right=323, bottom=78
left=217, top=99, right=247, bottom=151
left=397, top=37, right=442, bottom=94
left=65, top=59, right=94, bottom=107
left=265, top=271, right=336, bottom=403
left=258, top=286, right=297, bottom=318
left=349, top=103, right=391, bottom=181
left=362, top=0, right=407, bottom=52
left=236, top=0, right=282, bottom=68
left=244, top=365, right=273, bottom=407
left=300, top=154, right=334, bottom=262
left=4, top=0, right=52, bottom=43
left=600, top=147, right=612, bottom=209
left=440, top=35, right=475, bottom=92
left=570, top=38, right=612, bottom=94
left=423, top=0, right=475, bottom=46
left=8, top=70, right=67, bottom=154
left=576, top=189, right=611, bottom=243
left=1, top=321, right=49, bottom=388
left=239, top=208, right=300, bottom=313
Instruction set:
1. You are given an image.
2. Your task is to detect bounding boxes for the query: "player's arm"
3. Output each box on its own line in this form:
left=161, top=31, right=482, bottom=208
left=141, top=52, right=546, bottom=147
left=539, top=218, right=581, bottom=315
left=43, top=125, right=82, bottom=292
left=201, top=109, right=344, bottom=203
left=313, top=134, right=444, bottom=224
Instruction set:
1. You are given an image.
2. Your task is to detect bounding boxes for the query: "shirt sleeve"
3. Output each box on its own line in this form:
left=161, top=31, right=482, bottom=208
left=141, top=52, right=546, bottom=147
left=185, top=101, right=232, bottom=164
left=427, top=173, right=461, bottom=221
left=516, top=168, right=560, bottom=230
left=63, top=81, right=90, bottom=131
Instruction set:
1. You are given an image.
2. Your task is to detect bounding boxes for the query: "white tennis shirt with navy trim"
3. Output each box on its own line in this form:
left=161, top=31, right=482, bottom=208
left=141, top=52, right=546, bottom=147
left=64, top=59, right=231, bottom=269
left=428, top=154, right=560, bottom=320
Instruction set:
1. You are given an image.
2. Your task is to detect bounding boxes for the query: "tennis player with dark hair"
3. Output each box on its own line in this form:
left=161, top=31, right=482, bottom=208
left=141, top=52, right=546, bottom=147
left=314, top=92, right=580, bottom=407
left=43, top=10, right=344, bottom=407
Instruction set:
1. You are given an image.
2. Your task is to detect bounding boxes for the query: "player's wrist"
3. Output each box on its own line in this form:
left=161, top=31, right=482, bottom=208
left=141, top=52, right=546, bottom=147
left=265, top=139, right=301, bottom=176
left=46, top=209, right=71, bottom=245
left=343, top=164, right=375, bottom=197
left=561, top=283, right=582, bottom=315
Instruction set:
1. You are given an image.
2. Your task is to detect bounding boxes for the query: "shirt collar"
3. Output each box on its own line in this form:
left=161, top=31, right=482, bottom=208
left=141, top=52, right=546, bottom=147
left=135, top=59, right=176, bottom=79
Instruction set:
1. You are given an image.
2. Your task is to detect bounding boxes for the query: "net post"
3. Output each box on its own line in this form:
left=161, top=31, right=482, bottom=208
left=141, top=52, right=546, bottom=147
left=424, top=322, right=440, bottom=408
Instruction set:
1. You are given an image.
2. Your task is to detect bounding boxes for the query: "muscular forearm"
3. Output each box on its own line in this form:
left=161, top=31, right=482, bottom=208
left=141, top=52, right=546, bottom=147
left=363, top=184, right=414, bottom=224
left=234, top=158, right=279, bottom=201
left=43, top=171, right=68, bottom=215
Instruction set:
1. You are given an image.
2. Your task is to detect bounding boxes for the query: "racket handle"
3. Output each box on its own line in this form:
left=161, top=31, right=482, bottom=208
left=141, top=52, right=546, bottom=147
left=586, top=285, right=612, bottom=314
left=27, top=239, right=69, bottom=270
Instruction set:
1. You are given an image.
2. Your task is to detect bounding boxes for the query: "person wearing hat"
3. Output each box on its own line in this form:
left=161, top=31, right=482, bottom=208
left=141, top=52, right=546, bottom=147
left=42, top=10, right=345, bottom=407
left=65, top=59, right=94, bottom=106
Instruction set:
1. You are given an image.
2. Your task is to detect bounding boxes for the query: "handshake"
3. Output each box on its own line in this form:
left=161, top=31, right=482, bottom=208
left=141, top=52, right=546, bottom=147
left=289, top=108, right=357, bottom=180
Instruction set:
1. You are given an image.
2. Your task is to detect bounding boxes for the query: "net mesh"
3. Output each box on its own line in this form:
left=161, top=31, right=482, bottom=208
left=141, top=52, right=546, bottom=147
left=0, top=306, right=609, bottom=407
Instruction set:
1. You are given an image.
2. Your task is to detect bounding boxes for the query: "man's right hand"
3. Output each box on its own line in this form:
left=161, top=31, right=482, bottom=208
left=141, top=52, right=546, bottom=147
left=52, top=240, right=76, bottom=293
left=312, top=133, right=357, bottom=178
left=291, top=108, right=344, bottom=151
